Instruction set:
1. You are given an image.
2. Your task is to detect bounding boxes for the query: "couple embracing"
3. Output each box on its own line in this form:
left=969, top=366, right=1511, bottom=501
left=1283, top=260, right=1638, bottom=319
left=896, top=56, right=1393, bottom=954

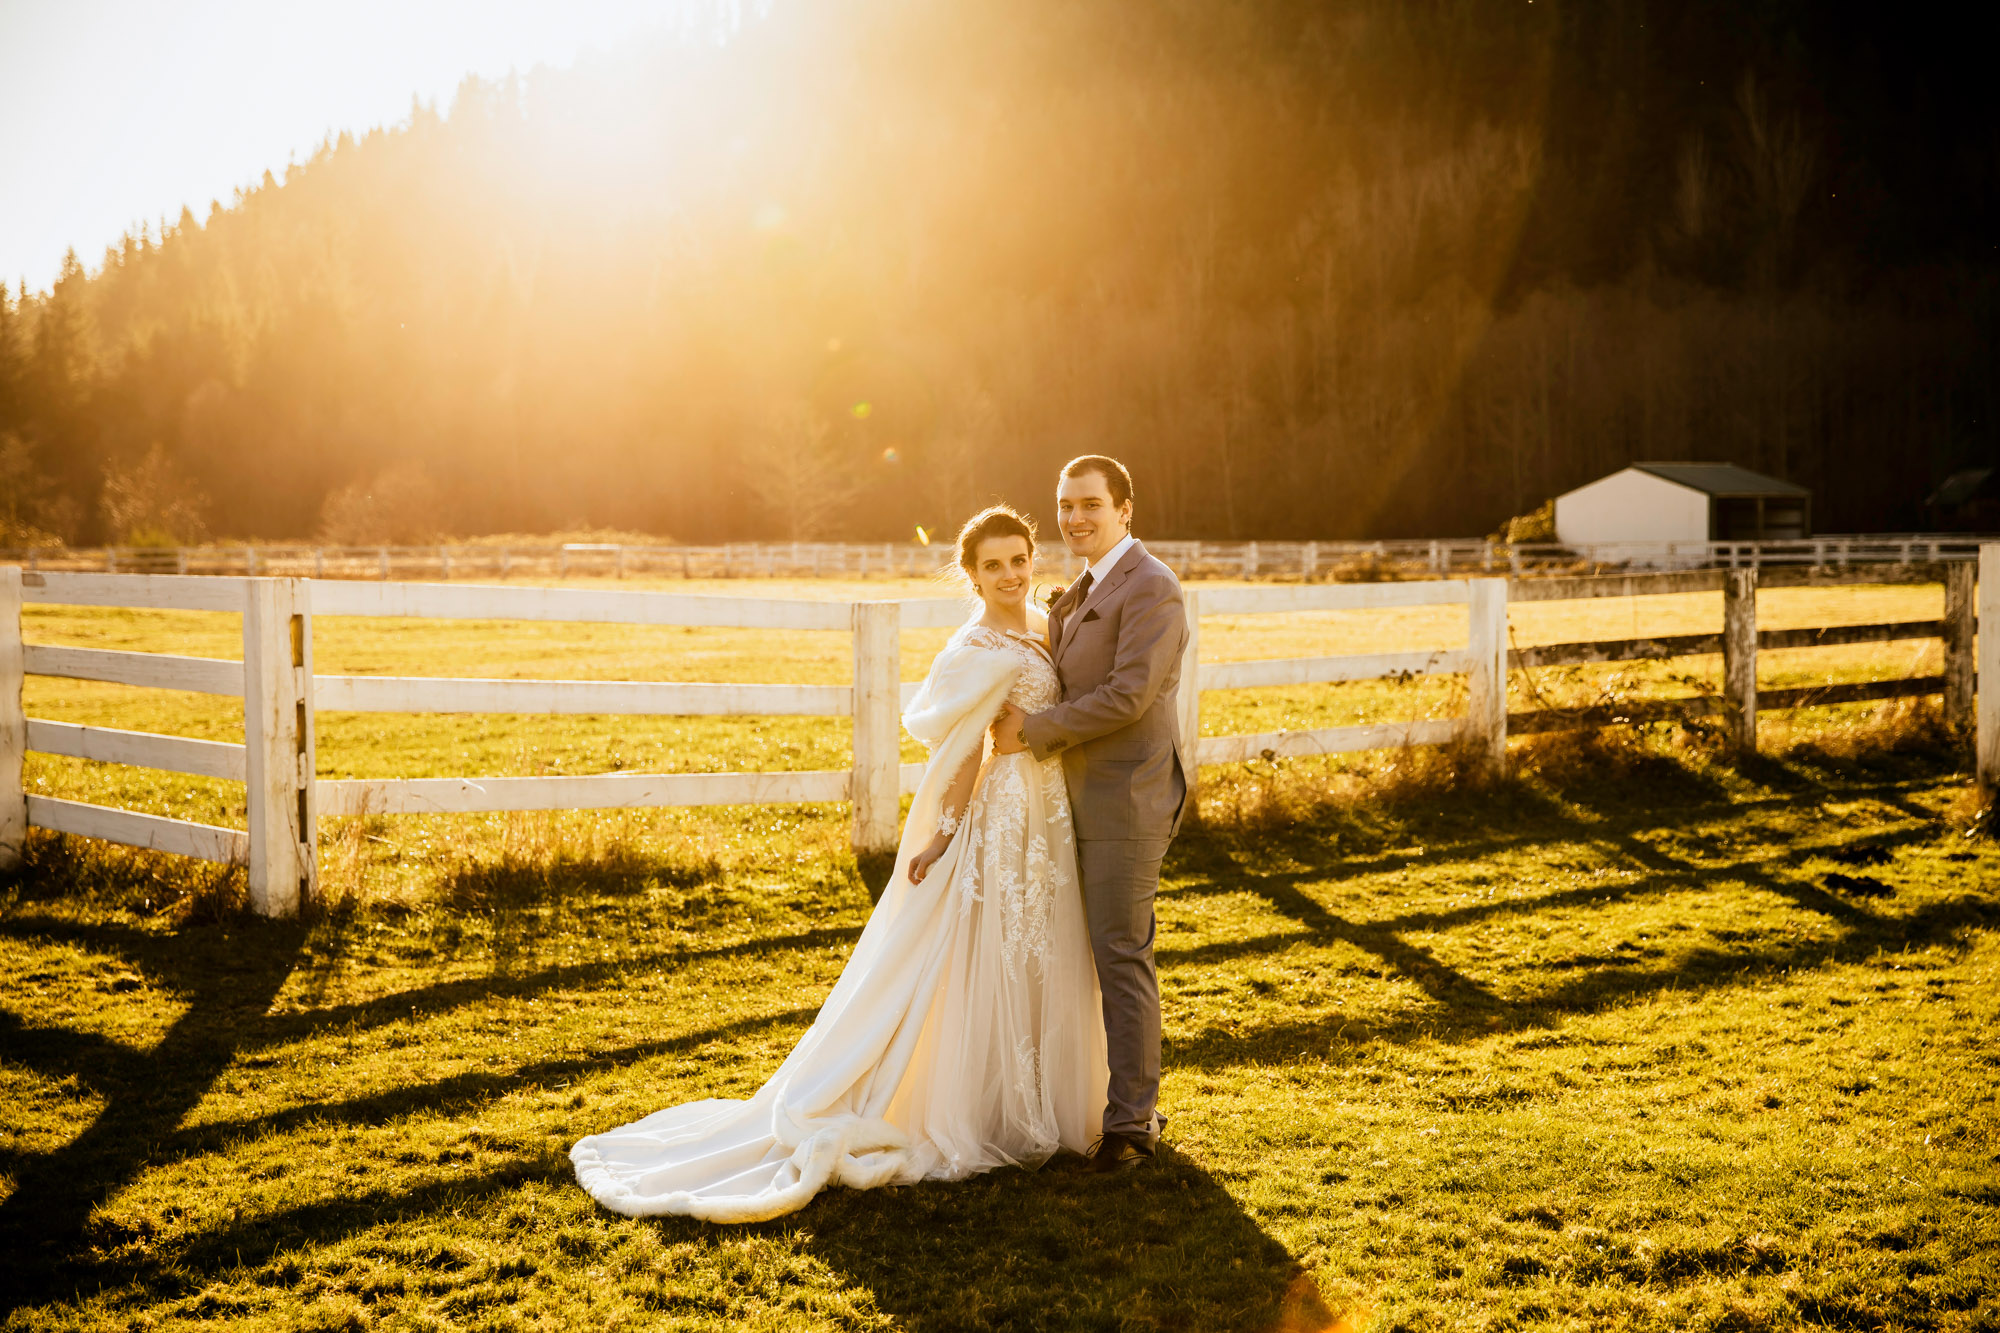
left=571, top=455, right=1190, bottom=1223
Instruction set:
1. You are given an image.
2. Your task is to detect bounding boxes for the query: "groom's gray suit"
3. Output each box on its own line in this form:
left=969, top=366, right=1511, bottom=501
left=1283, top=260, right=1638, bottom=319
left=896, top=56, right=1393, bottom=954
left=1023, top=538, right=1189, bottom=1140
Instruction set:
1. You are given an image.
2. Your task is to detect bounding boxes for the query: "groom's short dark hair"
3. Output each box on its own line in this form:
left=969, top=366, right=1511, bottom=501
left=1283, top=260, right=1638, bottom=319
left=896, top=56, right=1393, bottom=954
left=1060, top=455, right=1133, bottom=509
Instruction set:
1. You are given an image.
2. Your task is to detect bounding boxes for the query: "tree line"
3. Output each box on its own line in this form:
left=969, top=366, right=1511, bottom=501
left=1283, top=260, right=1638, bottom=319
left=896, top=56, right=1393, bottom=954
left=1, top=0, right=1993, bottom=548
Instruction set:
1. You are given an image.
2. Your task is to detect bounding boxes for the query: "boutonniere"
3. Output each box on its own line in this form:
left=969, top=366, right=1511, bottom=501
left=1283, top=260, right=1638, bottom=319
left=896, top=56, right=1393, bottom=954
left=1039, top=583, right=1067, bottom=610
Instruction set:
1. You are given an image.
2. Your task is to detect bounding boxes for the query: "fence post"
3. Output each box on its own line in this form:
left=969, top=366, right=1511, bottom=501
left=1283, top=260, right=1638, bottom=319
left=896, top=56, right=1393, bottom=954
left=244, top=579, right=316, bottom=916
left=1980, top=544, right=2000, bottom=793
left=1177, top=589, right=1201, bottom=821
left=1723, top=568, right=1759, bottom=755
left=1944, top=560, right=1976, bottom=746
left=0, top=567, right=25, bottom=870
left=851, top=601, right=901, bottom=855
left=1466, top=578, right=1508, bottom=779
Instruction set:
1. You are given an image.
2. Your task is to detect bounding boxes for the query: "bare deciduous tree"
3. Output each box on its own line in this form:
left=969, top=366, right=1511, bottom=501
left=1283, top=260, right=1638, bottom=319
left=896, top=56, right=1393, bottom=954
left=315, top=462, right=452, bottom=545
left=749, top=403, right=861, bottom=541
left=101, top=444, right=209, bottom=546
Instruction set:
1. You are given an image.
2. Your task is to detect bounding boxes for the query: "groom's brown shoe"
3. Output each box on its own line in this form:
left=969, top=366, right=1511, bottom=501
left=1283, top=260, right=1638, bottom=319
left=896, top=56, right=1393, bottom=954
left=1087, top=1131, right=1155, bottom=1174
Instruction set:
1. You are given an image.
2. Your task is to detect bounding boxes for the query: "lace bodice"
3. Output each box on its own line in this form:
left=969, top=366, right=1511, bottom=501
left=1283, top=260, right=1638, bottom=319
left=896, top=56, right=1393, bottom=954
left=954, top=624, right=1060, bottom=711
left=941, top=620, right=1075, bottom=1032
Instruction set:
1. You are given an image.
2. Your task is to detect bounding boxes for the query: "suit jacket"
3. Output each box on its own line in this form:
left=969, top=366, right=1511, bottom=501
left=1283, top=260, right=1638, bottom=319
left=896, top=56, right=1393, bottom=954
left=1023, top=539, right=1189, bottom=841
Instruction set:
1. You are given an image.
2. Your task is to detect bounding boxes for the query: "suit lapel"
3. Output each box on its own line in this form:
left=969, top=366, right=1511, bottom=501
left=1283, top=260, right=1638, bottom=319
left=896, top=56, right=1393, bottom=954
left=1091, top=541, right=1145, bottom=606
left=1056, top=541, right=1147, bottom=667
left=1047, top=580, right=1084, bottom=659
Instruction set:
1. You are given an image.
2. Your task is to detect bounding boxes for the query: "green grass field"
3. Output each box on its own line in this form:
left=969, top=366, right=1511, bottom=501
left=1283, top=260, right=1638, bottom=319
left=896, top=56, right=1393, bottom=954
left=4, top=576, right=1995, bottom=1331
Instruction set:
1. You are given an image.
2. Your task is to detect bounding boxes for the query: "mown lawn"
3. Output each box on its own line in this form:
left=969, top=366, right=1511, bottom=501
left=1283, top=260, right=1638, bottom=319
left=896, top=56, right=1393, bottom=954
left=3, top=736, right=1996, bottom=1331
left=3, top=573, right=1994, bottom=1330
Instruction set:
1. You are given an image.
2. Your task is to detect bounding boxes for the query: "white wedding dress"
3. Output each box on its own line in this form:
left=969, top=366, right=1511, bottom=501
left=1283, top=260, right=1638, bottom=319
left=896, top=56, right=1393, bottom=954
left=571, top=622, right=1109, bottom=1223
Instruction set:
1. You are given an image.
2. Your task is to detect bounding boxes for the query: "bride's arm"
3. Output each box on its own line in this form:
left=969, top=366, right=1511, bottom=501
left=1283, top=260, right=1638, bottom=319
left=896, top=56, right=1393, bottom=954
left=908, top=747, right=981, bottom=884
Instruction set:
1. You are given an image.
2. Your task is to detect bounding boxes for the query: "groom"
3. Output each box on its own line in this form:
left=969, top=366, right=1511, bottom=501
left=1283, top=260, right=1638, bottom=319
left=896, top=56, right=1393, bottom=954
left=992, top=454, right=1189, bottom=1172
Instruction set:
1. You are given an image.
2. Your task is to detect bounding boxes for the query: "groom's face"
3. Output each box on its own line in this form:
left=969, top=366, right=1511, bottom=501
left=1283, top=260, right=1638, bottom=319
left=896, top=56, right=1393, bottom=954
left=1056, top=471, right=1130, bottom=564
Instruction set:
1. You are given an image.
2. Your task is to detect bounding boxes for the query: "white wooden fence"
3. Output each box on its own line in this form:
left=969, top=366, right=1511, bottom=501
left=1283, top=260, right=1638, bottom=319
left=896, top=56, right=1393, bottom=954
left=1175, top=580, right=1508, bottom=806
left=0, top=570, right=313, bottom=915
left=2, top=549, right=1995, bottom=916
left=2, top=534, right=1988, bottom=583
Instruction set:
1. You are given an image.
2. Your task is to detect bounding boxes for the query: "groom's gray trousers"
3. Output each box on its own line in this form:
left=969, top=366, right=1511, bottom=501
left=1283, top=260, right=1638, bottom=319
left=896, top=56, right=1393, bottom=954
left=1078, top=836, right=1172, bottom=1139
left=1022, top=540, right=1190, bottom=1142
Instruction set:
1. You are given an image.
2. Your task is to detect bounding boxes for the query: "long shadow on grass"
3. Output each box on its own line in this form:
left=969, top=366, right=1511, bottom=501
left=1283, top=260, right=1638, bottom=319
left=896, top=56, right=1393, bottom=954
left=1164, top=864, right=1991, bottom=1070
left=143, top=1005, right=821, bottom=1162
left=39, top=1156, right=570, bottom=1299
left=26, top=1150, right=1346, bottom=1333
left=1156, top=770, right=1989, bottom=1068
left=1172, top=892, right=1996, bottom=1070
left=0, top=915, right=307, bottom=1314
left=1169, top=765, right=1947, bottom=925
left=1157, top=818, right=1946, bottom=979
left=0, top=913, right=861, bottom=1057
left=701, top=1153, right=1340, bottom=1332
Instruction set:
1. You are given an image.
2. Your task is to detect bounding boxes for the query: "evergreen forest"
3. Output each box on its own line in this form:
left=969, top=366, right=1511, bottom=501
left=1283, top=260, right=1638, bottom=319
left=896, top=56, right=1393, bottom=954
left=1, top=0, right=1993, bottom=546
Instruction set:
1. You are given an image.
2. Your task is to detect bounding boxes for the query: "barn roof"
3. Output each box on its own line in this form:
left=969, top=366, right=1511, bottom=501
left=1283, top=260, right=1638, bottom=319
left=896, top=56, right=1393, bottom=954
left=1630, top=463, right=1808, bottom=497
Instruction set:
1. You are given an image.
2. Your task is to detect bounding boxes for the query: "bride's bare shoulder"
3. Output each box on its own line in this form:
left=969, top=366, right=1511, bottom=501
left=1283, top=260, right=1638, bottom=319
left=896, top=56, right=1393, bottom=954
left=1027, top=606, right=1049, bottom=639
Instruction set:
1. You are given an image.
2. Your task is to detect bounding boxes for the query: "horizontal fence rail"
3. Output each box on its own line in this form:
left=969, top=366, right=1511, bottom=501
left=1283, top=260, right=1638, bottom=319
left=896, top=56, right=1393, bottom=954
left=25, top=795, right=248, bottom=864
left=1201, top=649, right=1472, bottom=692
left=23, top=644, right=245, bottom=695
left=318, top=769, right=855, bottom=816
left=1197, top=718, right=1463, bottom=767
left=25, top=720, right=247, bottom=781
left=6, top=534, right=1991, bottom=584
left=4, top=553, right=1997, bottom=919
left=1510, top=620, right=1946, bottom=669
left=1506, top=677, right=1952, bottom=737
left=312, top=676, right=853, bottom=717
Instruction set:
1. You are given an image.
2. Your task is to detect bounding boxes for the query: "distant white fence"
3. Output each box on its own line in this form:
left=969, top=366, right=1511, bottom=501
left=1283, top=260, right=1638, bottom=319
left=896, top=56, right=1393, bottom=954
left=2, top=550, right=1995, bottom=916
left=2, top=534, right=1989, bottom=583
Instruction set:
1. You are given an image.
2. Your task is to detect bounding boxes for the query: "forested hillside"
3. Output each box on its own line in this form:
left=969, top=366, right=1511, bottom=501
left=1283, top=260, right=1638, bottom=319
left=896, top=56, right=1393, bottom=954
left=1, top=0, right=1993, bottom=546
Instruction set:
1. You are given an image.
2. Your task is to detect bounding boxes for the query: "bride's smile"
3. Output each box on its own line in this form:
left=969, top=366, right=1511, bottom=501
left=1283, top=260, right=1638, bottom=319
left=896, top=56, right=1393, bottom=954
left=970, top=539, right=1035, bottom=621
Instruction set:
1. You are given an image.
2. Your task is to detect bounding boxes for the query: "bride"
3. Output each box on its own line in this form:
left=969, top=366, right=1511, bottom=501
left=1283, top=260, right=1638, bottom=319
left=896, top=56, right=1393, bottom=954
left=571, top=505, right=1109, bottom=1223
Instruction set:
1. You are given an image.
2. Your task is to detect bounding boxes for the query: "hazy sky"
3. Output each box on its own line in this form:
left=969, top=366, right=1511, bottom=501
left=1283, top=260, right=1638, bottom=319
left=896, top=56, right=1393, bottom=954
left=0, top=0, right=694, bottom=294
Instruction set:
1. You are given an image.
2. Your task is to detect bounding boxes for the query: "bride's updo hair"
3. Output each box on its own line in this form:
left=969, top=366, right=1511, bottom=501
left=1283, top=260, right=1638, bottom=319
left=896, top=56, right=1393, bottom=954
left=945, top=504, right=1037, bottom=597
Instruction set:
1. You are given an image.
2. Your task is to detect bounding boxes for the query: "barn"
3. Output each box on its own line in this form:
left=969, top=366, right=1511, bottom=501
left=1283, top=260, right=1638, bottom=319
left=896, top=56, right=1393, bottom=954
left=1553, top=463, right=1811, bottom=547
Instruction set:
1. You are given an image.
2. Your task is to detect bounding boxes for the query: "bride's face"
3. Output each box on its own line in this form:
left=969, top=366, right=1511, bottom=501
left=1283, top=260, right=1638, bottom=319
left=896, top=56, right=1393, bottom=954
left=968, top=535, right=1033, bottom=610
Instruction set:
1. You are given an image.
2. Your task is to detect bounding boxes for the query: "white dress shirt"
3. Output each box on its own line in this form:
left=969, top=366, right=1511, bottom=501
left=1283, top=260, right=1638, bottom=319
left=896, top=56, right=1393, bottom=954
left=1077, top=532, right=1136, bottom=610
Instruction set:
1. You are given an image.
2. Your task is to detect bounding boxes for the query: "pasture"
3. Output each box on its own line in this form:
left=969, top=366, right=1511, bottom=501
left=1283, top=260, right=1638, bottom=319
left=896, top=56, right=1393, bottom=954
left=3, top=575, right=1996, bottom=1331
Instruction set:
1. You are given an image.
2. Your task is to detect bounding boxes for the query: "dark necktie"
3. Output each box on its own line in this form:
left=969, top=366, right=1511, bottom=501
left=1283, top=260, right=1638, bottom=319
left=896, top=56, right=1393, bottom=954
left=1071, top=571, right=1093, bottom=606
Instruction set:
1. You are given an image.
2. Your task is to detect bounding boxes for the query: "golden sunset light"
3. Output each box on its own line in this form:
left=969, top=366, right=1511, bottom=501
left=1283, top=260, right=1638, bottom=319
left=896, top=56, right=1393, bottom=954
left=1, top=4, right=1994, bottom=1329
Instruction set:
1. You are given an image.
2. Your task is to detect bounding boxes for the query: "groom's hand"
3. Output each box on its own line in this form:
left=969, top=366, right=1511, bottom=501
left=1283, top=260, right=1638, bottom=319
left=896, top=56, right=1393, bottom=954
left=991, top=703, right=1029, bottom=755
